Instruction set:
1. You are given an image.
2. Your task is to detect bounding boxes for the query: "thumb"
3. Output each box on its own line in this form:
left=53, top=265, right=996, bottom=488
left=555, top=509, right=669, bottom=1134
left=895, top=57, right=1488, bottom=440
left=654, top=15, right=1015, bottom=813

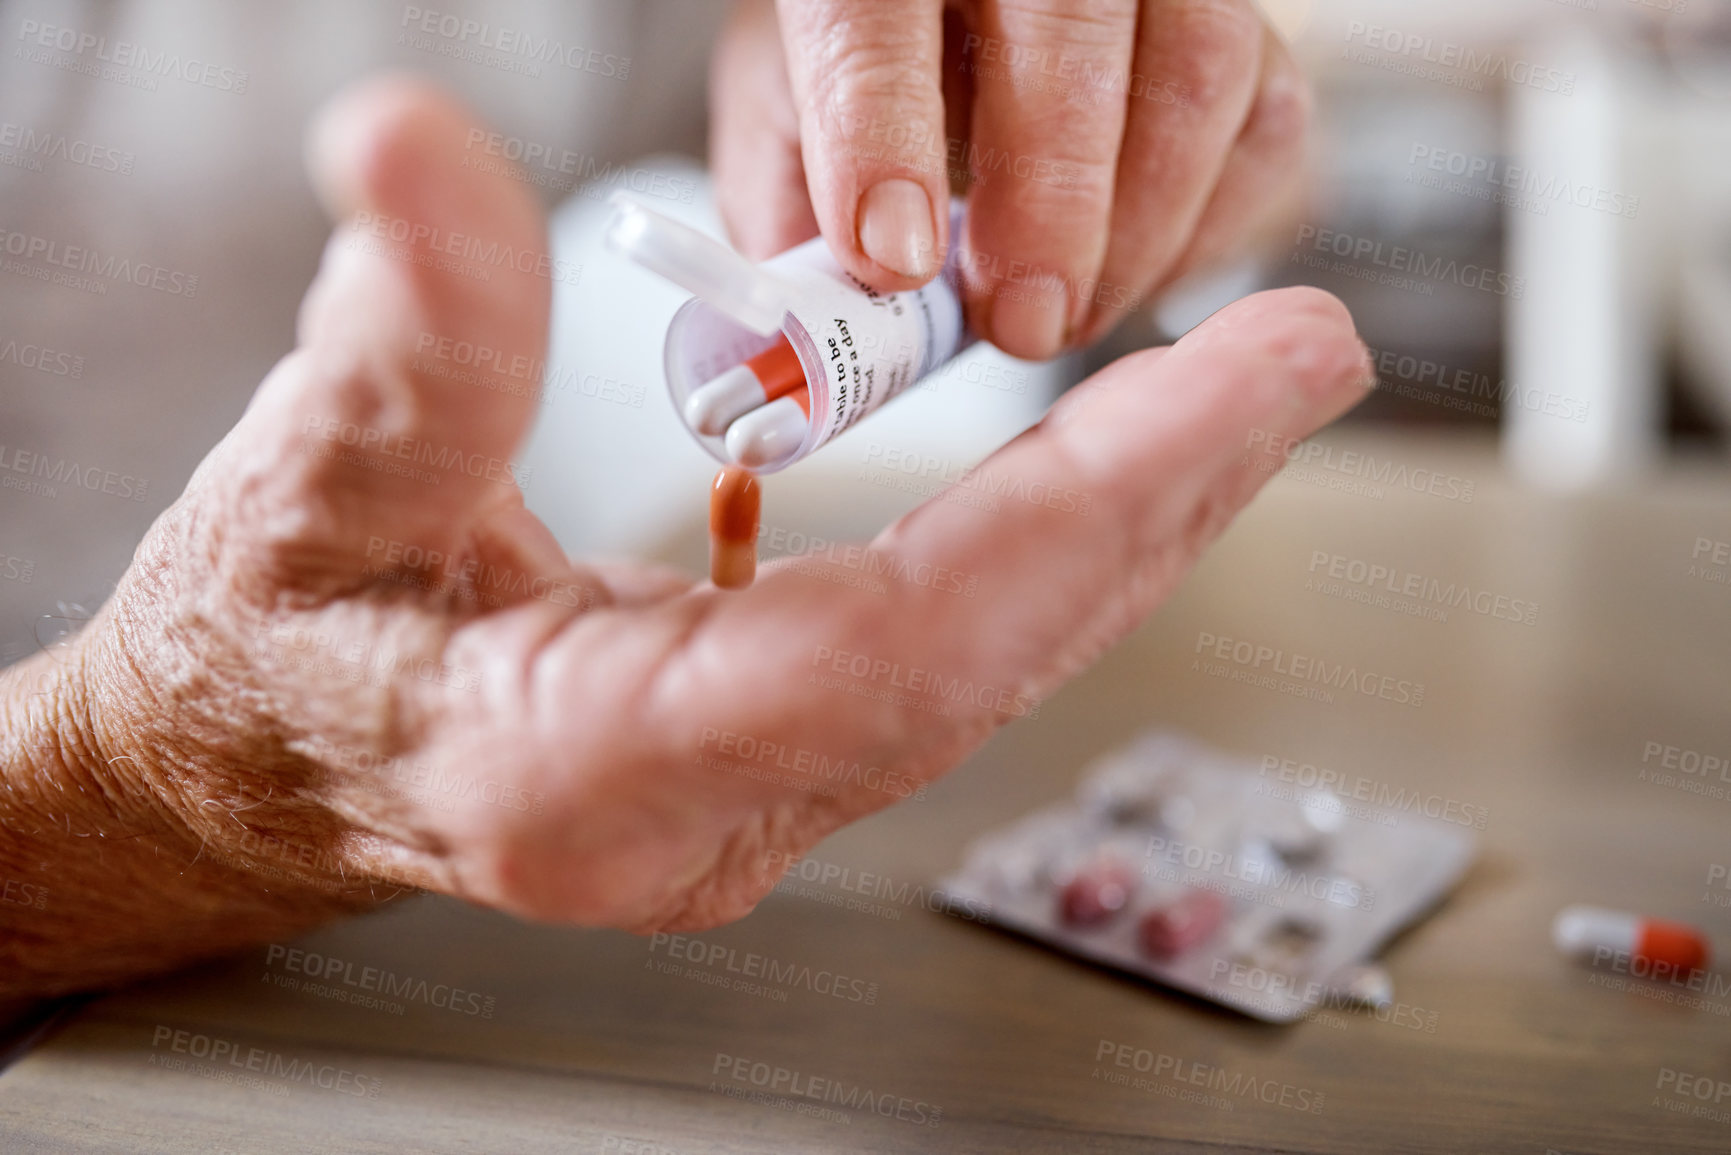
left=209, top=74, right=552, bottom=591
left=775, top=0, right=949, bottom=289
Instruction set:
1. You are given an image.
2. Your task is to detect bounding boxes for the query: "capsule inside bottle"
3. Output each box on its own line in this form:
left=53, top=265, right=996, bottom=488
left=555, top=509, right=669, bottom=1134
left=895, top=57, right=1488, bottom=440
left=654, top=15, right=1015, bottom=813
left=685, top=337, right=807, bottom=437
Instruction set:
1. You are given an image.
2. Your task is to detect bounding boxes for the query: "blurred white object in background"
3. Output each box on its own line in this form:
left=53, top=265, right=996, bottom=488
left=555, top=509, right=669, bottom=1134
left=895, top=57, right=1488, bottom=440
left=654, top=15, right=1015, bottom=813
left=520, top=159, right=1062, bottom=557
left=1504, top=28, right=1663, bottom=489
left=1666, top=5, right=1731, bottom=433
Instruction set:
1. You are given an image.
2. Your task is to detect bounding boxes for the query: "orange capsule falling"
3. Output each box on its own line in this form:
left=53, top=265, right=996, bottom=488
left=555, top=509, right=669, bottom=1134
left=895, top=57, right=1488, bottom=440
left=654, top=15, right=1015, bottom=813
left=709, top=466, right=760, bottom=589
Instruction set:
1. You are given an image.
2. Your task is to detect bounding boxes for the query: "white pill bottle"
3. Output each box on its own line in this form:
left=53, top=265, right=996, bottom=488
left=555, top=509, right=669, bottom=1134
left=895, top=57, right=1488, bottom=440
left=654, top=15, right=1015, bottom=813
left=605, top=194, right=969, bottom=472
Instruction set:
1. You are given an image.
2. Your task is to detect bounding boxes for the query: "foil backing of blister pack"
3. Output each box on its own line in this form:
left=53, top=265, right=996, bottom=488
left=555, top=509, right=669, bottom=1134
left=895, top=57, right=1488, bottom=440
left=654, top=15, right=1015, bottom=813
left=938, top=732, right=1476, bottom=1023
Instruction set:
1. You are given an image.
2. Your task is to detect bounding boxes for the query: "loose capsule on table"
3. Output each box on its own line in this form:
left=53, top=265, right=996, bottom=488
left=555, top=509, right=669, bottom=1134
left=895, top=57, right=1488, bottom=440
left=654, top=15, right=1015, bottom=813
left=1552, top=904, right=1710, bottom=977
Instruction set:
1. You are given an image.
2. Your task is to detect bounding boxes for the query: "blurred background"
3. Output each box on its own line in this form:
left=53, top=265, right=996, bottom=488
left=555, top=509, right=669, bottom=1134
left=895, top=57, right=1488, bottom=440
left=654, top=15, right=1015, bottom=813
left=1176, top=0, right=1731, bottom=483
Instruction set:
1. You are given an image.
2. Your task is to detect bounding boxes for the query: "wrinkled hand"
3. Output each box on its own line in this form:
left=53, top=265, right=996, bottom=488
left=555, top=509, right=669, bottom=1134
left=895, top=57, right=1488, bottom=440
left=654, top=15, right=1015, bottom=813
left=29, top=77, right=1366, bottom=993
left=712, top=0, right=1310, bottom=359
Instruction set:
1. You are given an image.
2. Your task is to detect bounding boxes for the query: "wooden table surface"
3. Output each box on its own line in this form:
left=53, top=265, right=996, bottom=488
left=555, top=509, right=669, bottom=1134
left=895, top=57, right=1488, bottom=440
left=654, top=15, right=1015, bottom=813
left=1, top=430, right=1728, bottom=1154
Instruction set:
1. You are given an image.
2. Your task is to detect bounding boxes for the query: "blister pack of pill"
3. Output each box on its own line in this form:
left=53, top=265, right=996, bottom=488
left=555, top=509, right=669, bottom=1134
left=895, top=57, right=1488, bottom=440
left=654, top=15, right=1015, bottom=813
left=938, top=731, right=1475, bottom=1022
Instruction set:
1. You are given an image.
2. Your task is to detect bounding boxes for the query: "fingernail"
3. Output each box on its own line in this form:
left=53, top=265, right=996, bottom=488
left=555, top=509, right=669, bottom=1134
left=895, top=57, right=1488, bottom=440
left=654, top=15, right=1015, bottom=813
left=858, top=179, right=937, bottom=279
left=992, top=281, right=1068, bottom=361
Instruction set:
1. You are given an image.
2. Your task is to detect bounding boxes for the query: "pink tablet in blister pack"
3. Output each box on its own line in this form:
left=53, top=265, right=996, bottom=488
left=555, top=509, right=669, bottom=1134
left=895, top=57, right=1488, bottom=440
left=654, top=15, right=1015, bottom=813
left=937, top=731, right=1476, bottom=1023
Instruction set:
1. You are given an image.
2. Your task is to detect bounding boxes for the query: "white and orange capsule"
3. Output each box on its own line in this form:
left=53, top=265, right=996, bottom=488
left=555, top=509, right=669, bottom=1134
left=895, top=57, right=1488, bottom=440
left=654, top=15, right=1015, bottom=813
left=684, top=337, right=807, bottom=436
left=1552, top=904, right=1710, bottom=977
left=724, top=387, right=811, bottom=470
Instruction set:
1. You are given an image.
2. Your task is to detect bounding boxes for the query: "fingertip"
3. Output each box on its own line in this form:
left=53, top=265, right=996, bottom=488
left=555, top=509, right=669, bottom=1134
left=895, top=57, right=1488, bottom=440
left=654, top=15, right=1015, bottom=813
left=1199, top=284, right=1353, bottom=331
left=307, top=73, right=440, bottom=220
left=298, top=69, right=547, bottom=359
left=306, top=72, right=526, bottom=231
left=960, top=210, right=1078, bottom=362
left=981, top=291, right=1068, bottom=362
left=281, top=72, right=551, bottom=536
left=1262, top=284, right=1356, bottom=329
left=1188, top=286, right=1371, bottom=409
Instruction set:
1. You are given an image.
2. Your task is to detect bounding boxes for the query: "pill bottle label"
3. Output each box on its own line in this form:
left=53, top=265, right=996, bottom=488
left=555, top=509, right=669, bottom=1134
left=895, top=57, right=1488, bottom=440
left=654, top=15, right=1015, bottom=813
left=768, top=241, right=965, bottom=454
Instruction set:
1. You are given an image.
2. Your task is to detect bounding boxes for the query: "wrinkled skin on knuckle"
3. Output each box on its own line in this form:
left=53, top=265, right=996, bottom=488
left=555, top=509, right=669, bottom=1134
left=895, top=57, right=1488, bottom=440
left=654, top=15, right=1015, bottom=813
left=1146, top=0, right=1264, bottom=121
left=990, top=0, right=1139, bottom=53
left=805, top=40, right=944, bottom=175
